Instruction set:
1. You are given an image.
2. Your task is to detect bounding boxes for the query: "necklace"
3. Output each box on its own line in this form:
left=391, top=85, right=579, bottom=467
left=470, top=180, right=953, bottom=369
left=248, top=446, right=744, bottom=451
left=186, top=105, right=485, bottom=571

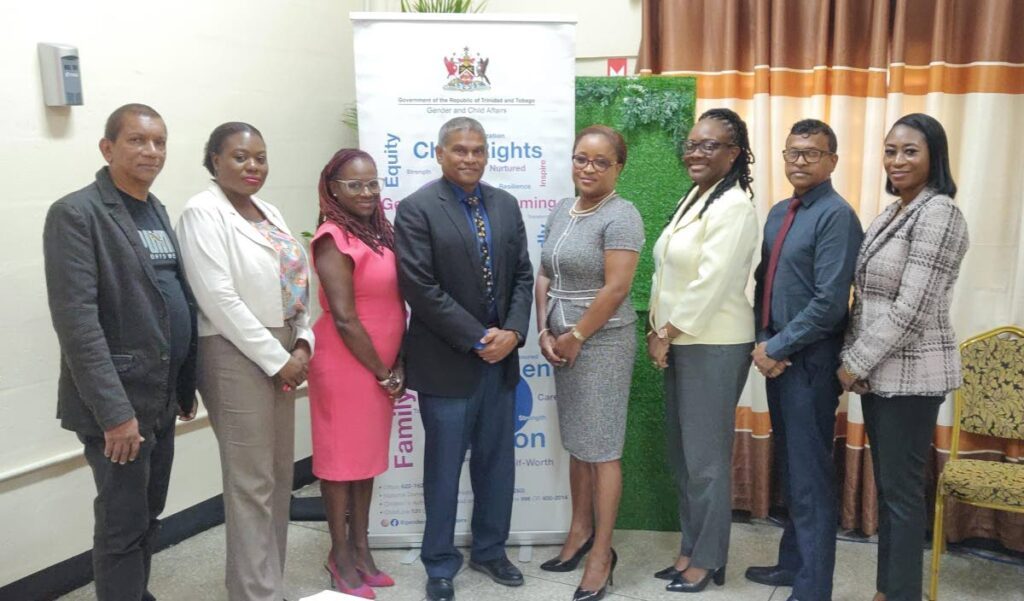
left=569, top=190, right=616, bottom=217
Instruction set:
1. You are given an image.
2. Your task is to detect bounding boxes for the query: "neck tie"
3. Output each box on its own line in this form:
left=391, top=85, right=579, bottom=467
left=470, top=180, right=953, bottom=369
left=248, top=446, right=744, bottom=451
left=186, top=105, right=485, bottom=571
left=465, top=195, right=494, bottom=305
left=760, top=197, right=802, bottom=330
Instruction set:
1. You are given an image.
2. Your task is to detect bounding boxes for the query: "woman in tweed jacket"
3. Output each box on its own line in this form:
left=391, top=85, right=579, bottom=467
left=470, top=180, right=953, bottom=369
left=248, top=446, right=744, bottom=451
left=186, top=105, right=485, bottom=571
left=838, top=113, right=969, bottom=601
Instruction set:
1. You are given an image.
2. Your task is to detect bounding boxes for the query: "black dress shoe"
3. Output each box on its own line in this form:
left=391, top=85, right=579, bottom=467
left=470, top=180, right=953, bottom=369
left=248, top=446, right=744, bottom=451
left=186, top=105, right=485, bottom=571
left=469, top=556, right=524, bottom=586
left=744, top=564, right=796, bottom=587
left=572, top=548, right=616, bottom=601
left=654, top=565, right=682, bottom=580
left=666, top=566, right=726, bottom=593
left=541, top=535, right=595, bottom=572
left=426, top=577, right=455, bottom=601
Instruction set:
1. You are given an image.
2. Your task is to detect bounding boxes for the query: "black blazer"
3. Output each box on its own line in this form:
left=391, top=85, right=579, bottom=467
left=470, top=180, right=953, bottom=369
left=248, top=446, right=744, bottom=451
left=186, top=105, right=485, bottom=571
left=43, top=168, right=198, bottom=436
left=395, top=178, right=533, bottom=397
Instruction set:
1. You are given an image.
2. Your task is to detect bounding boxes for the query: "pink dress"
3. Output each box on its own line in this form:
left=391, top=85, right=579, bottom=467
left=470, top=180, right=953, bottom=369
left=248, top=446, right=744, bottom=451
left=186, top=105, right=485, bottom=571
left=308, top=222, right=406, bottom=481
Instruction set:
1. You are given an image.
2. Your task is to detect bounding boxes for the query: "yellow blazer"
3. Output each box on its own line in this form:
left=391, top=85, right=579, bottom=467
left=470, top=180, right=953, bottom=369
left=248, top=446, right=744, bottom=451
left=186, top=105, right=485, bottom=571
left=650, top=181, right=758, bottom=345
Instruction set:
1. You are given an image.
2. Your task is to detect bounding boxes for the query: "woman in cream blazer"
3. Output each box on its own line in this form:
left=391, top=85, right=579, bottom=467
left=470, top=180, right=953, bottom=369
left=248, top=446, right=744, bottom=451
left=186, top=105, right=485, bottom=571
left=647, top=109, right=758, bottom=593
left=177, top=122, right=313, bottom=601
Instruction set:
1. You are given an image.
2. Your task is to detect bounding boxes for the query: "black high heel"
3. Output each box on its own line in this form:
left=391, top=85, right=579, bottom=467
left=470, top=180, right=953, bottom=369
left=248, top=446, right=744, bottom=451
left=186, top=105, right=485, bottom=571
left=571, top=548, right=617, bottom=601
left=665, top=565, right=726, bottom=593
left=654, top=565, right=682, bottom=580
left=541, top=534, right=594, bottom=572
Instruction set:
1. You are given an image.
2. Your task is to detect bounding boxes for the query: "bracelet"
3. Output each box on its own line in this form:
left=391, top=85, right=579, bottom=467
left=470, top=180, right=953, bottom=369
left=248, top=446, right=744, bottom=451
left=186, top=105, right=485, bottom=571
left=647, top=327, right=669, bottom=341
left=377, top=369, right=401, bottom=389
left=538, top=328, right=551, bottom=337
left=570, top=328, right=588, bottom=343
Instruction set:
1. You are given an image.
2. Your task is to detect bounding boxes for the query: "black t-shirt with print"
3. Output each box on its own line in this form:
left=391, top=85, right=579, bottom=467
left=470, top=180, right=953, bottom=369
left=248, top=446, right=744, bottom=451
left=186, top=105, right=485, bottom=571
left=118, top=190, right=192, bottom=395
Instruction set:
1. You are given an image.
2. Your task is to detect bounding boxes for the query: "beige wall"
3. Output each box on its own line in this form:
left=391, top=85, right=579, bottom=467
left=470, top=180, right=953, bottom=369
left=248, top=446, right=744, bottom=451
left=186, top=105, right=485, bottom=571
left=0, top=0, right=640, bottom=586
left=0, top=0, right=360, bottom=585
left=368, top=0, right=643, bottom=70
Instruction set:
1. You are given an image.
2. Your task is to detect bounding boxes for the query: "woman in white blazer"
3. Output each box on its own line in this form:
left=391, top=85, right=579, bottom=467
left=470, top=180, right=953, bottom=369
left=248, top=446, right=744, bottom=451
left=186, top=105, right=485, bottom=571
left=177, top=122, right=314, bottom=601
left=647, top=109, right=758, bottom=593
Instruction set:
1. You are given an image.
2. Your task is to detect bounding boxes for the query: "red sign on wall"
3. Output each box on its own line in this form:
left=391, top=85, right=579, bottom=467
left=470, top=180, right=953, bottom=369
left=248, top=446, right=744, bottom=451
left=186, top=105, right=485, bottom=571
left=607, top=58, right=627, bottom=77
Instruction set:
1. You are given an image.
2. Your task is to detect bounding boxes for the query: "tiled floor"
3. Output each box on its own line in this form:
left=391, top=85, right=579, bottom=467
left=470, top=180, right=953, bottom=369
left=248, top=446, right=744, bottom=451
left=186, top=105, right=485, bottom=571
left=60, top=505, right=1024, bottom=600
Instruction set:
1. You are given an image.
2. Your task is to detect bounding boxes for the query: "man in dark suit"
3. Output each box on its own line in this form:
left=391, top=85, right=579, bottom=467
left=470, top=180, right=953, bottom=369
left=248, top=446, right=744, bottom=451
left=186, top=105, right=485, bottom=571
left=748, top=119, right=863, bottom=601
left=43, top=104, right=197, bottom=601
left=395, top=117, right=533, bottom=601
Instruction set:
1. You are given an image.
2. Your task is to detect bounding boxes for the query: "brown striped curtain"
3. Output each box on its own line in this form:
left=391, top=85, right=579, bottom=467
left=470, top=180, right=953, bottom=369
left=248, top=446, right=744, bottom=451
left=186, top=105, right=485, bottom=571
left=638, top=0, right=1024, bottom=551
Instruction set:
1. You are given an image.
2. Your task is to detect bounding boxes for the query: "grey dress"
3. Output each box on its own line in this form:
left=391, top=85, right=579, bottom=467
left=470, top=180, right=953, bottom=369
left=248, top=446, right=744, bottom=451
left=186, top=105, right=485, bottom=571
left=540, top=194, right=644, bottom=462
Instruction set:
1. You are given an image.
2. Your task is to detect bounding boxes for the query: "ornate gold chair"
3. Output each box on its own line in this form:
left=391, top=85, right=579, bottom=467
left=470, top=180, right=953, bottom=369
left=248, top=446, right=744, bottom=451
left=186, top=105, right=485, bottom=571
left=929, top=326, right=1024, bottom=600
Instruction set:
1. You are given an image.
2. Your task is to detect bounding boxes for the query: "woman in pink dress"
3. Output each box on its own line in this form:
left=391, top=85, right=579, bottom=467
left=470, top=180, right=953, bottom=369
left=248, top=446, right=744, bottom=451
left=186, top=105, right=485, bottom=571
left=308, top=149, right=406, bottom=599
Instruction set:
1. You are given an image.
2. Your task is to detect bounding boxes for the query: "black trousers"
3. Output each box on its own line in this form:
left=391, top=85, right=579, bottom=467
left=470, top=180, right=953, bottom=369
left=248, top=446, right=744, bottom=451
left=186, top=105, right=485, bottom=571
left=861, top=393, right=943, bottom=601
left=79, top=411, right=176, bottom=601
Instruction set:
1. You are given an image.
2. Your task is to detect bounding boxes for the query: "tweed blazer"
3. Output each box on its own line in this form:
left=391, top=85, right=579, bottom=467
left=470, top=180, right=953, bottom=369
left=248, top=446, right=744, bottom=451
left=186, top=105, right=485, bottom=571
left=44, top=168, right=198, bottom=435
left=841, top=188, right=969, bottom=396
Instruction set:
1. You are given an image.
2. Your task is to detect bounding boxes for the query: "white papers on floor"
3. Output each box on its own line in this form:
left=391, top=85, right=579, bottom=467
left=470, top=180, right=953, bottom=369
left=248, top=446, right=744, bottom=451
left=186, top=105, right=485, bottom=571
left=299, top=590, right=364, bottom=601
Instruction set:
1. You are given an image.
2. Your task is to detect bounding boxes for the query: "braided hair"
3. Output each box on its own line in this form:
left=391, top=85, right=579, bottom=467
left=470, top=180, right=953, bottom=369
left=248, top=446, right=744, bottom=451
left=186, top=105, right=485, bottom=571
left=317, top=149, right=394, bottom=254
left=672, top=108, right=755, bottom=223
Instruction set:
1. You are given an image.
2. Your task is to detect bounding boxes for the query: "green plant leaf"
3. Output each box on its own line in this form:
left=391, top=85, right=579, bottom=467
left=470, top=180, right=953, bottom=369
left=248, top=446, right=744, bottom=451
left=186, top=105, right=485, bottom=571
left=401, top=0, right=487, bottom=12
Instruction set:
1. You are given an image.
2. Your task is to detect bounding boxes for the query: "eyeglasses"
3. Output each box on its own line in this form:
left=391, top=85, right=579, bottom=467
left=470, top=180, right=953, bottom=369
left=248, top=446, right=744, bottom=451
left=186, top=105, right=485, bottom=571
left=682, top=139, right=735, bottom=156
left=571, top=155, right=617, bottom=173
left=781, top=148, right=833, bottom=164
left=333, top=178, right=383, bottom=195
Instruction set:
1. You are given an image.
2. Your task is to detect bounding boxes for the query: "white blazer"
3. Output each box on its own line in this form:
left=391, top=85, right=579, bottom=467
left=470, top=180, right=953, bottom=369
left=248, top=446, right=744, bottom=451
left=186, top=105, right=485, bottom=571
left=650, top=181, right=758, bottom=345
left=176, top=183, right=314, bottom=376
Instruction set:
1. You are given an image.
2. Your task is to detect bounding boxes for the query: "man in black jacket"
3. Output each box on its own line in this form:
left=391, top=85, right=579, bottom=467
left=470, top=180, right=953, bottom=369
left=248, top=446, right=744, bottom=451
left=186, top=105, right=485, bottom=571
left=43, top=103, right=197, bottom=601
left=395, top=117, right=533, bottom=601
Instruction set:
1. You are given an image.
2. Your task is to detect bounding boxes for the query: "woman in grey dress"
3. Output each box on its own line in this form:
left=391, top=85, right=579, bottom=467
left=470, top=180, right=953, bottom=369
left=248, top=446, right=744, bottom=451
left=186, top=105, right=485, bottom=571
left=535, top=125, right=644, bottom=601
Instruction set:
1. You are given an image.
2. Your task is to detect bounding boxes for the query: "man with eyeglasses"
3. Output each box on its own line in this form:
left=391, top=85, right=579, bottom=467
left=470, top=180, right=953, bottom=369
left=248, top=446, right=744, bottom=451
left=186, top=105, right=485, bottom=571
left=394, top=117, right=534, bottom=601
left=747, top=119, right=864, bottom=601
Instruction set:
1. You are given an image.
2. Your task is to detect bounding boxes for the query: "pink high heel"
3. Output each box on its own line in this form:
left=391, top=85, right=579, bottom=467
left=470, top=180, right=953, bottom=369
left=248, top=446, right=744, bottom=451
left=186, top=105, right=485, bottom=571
left=357, top=567, right=395, bottom=587
left=325, top=556, right=375, bottom=599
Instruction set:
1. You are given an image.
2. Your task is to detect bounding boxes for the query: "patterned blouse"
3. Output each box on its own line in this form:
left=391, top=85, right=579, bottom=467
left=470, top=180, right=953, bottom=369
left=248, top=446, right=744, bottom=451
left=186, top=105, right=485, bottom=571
left=251, top=219, right=309, bottom=320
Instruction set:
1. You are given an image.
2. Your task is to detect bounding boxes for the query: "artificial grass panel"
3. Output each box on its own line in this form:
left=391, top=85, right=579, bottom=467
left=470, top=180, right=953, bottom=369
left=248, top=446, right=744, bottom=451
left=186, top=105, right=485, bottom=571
left=617, top=313, right=680, bottom=531
left=575, top=76, right=696, bottom=311
left=575, top=76, right=697, bottom=531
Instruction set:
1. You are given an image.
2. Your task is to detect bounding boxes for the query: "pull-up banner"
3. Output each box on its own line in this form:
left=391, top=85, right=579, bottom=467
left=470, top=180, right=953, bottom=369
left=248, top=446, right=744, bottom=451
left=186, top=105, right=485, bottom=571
left=351, top=12, right=577, bottom=547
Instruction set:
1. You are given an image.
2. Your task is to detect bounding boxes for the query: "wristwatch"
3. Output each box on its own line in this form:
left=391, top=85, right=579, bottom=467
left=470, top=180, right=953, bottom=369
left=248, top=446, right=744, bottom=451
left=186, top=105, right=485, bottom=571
left=570, top=328, right=588, bottom=343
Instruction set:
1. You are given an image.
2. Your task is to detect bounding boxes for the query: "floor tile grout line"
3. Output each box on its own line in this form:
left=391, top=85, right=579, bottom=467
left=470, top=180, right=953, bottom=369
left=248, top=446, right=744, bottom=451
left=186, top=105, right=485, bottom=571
left=288, top=521, right=328, bottom=533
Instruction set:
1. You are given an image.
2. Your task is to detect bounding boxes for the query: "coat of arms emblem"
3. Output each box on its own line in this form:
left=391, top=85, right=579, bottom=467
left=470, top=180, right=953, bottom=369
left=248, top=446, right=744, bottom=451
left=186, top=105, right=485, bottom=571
left=443, top=46, right=490, bottom=91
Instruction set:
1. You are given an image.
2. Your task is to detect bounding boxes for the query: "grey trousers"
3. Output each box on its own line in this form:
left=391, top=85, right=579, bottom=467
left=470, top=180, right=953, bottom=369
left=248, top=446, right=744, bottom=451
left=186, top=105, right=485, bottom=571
left=663, top=342, right=752, bottom=569
left=862, top=393, right=943, bottom=601
left=199, top=328, right=296, bottom=601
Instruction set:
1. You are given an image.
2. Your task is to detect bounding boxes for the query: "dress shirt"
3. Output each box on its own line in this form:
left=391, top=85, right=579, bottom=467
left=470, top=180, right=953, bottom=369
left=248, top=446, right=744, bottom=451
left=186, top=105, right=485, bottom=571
left=753, top=179, right=864, bottom=360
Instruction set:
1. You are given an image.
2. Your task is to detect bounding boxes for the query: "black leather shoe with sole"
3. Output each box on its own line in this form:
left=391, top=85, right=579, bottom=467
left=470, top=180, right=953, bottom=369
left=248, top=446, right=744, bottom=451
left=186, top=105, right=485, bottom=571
left=744, top=564, right=796, bottom=587
left=469, top=557, right=524, bottom=587
left=426, top=577, right=454, bottom=601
